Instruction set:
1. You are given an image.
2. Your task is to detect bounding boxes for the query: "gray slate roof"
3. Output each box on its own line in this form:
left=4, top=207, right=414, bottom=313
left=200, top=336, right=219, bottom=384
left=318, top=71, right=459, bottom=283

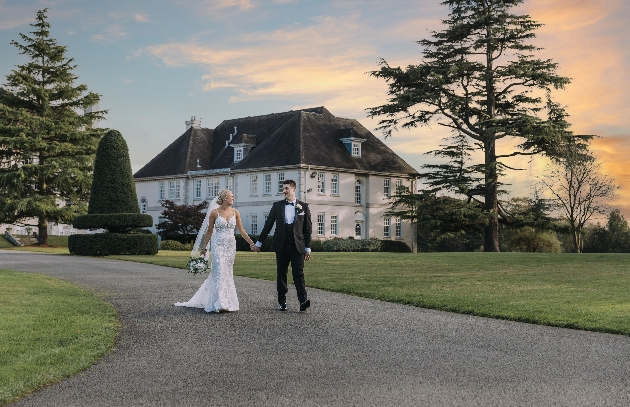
left=134, top=107, right=418, bottom=178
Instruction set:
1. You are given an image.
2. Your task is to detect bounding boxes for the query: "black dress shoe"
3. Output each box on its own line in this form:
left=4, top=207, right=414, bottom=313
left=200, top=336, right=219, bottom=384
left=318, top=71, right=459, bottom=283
left=299, top=299, right=310, bottom=311
left=279, top=303, right=287, bottom=311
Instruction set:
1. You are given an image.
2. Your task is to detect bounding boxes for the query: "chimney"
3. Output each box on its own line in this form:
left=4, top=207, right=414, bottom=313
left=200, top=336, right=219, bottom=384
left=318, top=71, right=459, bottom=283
left=185, top=116, right=201, bottom=131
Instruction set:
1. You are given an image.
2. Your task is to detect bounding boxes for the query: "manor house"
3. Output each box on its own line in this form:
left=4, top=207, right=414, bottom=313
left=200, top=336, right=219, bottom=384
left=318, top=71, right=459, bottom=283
left=133, top=107, right=418, bottom=250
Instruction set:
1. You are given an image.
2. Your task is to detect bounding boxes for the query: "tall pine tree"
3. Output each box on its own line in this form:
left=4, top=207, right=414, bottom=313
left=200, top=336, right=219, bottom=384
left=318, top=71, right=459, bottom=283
left=369, top=0, right=585, bottom=251
left=0, top=9, right=107, bottom=245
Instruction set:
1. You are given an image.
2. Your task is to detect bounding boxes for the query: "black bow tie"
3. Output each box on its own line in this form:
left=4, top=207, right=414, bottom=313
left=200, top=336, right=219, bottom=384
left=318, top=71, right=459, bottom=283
left=285, top=200, right=294, bottom=206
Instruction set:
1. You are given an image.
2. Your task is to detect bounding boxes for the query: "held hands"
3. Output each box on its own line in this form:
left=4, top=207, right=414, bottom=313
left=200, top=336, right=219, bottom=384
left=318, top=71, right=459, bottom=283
left=249, top=243, right=260, bottom=252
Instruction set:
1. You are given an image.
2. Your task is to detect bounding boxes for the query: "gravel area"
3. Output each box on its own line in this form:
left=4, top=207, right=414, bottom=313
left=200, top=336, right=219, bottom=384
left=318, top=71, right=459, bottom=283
left=2, top=251, right=629, bottom=407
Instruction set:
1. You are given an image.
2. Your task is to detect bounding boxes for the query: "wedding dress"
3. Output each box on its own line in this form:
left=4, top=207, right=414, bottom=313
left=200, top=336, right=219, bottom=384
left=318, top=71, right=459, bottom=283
left=174, top=214, right=240, bottom=312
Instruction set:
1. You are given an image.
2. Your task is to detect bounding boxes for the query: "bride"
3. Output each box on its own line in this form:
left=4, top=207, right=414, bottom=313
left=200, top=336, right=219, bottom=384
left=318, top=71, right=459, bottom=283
left=174, top=189, right=257, bottom=313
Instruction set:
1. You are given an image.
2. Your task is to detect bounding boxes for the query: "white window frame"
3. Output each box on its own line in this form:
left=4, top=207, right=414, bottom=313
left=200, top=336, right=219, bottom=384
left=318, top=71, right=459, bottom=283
left=207, top=177, right=220, bottom=198
left=158, top=181, right=165, bottom=200
left=194, top=179, right=202, bottom=199
left=234, top=147, right=243, bottom=162
left=317, top=172, right=325, bottom=194
left=355, top=222, right=363, bottom=239
left=251, top=214, right=258, bottom=235
left=140, top=198, right=147, bottom=214
left=251, top=174, right=258, bottom=195
left=277, top=172, right=285, bottom=194
left=395, top=179, right=402, bottom=193
left=384, top=217, right=391, bottom=238
left=330, top=214, right=338, bottom=236
left=331, top=174, right=339, bottom=195
left=317, top=213, right=325, bottom=236
left=168, top=180, right=180, bottom=200
left=264, top=173, right=272, bottom=195
left=395, top=217, right=402, bottom=238
left=226, top=176, right=233, bottom=192
left=355, top=179, right=362, bottom=205
left=384, top=178, right=391, bottom=197
left=352, top=141, right=361, bottom=157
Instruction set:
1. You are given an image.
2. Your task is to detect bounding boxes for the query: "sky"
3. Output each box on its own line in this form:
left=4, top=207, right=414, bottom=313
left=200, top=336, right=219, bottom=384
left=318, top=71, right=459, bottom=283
left=1, top=0, right=629, bottom=220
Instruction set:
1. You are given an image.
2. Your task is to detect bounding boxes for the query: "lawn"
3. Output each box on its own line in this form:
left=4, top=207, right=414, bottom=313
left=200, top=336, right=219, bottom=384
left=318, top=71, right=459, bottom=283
left=0, top=269, right=118, bottom=406
left=107, top=250, right=630, bottom=336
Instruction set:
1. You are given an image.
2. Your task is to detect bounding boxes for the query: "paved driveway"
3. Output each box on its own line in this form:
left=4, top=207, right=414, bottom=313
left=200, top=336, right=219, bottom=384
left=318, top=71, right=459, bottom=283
left=2, top=251, right=629, bottom=406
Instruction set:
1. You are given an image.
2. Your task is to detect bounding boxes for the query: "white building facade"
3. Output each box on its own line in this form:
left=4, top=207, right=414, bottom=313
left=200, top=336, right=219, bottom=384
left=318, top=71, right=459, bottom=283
left=134, top=108, right=418, bottom=250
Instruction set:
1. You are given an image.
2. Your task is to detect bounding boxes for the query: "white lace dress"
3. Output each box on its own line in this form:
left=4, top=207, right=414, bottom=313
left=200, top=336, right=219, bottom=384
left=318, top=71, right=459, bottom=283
left=174, top=215, right=240, bottom=312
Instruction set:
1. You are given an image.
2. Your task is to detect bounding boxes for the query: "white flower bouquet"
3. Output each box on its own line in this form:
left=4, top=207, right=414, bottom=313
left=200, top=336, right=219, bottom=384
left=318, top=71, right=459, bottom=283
left=187, top=256, right=209, bottom=275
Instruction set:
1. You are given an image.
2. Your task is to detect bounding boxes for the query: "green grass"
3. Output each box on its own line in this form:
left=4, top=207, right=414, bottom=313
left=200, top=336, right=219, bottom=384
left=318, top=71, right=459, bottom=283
left=0, top=235, right=68, bottom=250
left=109, top=251, right=630, bottom=335
left=0, top=270, right=118, bottom=406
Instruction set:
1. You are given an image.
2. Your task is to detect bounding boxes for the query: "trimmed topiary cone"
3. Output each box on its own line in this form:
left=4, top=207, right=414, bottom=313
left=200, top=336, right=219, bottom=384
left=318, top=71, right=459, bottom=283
left=70, top=130, right=156, bottom=255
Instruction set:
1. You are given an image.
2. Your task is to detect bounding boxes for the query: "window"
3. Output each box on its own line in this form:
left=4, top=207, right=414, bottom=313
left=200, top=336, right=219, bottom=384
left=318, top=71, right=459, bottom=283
left=395, top=179, right=402, bottom=193
left=352, top=141, right=361, bottom=157
left=264, top=174, right=272, bottom=194
left=226, top=176, right=233, bottom=192
left=264, top=214, right=269, bottom=225
left=251, top=174, right=258, bottom=195
left=140, top=198, right=147, bottom=214
left=277, top=172, right=285, bottom=193
left=355, top=179, right=362, bottom=205
left=158, top=182, right=165, bottom=200
left=234, top=147, right=243, bottom=162
left=168, top=180, right=180, bottom=199
left=384, top=217, right=391, bottom=238
left=194, top=179, right=202, bottom=199
left=207, top=178, right=220, bottom=198
left=330, top=214, right=338, bottom=236
left=317, top=213, right=325, bottom=236
left=384, top=178, right=391, bottom=197
left=355, top=222, right=362, bottom=239
left=395, top=217, right=402, bottom=238
left=317, top=173, right=325, bottom=194
left=251, top=215, right=258, bottom=235
left=331, top=174, right=339, bottom=195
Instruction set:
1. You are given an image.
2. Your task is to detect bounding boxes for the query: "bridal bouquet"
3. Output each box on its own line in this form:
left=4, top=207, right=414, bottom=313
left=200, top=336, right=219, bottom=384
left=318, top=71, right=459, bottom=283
left=187, top=256, right=209, bottom=275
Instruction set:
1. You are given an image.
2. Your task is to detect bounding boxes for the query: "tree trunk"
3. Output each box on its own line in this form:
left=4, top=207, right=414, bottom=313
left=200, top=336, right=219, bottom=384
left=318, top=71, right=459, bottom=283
left=484, top=138, right=500, bottom=252
left=38, top=217, right=48, bottom=245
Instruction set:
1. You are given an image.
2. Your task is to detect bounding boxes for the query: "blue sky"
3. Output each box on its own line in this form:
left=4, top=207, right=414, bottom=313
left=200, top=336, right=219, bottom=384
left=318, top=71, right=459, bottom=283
left=1, top=0, right=629, bottom=214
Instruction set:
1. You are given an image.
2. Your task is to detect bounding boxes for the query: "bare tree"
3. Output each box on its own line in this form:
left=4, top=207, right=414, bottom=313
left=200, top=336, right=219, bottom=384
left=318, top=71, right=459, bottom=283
left=540, top=155, right=618, bottom=253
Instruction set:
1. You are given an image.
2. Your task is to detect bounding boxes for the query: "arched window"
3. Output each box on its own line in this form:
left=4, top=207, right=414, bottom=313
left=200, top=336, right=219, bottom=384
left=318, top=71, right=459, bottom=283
left=355, top=179, right=362, bottom=205
left=140, top=198, right=147, bottom=214
left=355, top=222, right=362, bottom=239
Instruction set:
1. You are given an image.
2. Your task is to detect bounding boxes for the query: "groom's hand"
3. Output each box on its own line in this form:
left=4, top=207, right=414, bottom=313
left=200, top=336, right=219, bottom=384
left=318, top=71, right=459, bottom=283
left=304, top=252, right=311, bottom=261
left=249, top=243, right=260, bottom=252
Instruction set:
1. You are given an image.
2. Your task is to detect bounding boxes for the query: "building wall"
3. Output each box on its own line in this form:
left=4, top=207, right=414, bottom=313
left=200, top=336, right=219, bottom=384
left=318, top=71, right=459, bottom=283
left=134, top=168, right=415, bottom=250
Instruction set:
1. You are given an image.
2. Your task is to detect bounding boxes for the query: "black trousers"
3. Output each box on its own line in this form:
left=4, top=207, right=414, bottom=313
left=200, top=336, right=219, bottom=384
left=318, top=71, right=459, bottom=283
left=276, top=227, right=307, bottom=304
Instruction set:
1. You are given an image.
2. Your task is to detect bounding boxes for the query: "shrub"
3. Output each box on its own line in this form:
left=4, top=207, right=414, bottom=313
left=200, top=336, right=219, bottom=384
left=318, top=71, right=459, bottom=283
left=505, top=227, right=562, bottom=253
left=380, top=240, right=412, bottom=253
left=159, top=240, right=193, bottom=251
left=87, top=130, right=140, bottom=214
left=309, top=239, right=324, bottom=252
left=322, top=237, right=382, bottom=252
left=69, top=233, right=158, bottom=256
left=72, top=213, right=153, bottom=231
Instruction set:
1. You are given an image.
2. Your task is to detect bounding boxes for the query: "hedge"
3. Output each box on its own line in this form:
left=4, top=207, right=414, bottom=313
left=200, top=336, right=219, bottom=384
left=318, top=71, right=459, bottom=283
left=72, top=213, right=153, bottom=230
left=160, top=240, right=193, bottom=251
left=322, top=237, right=411, bottom=252
left=69, top=233, right=158, bottom=256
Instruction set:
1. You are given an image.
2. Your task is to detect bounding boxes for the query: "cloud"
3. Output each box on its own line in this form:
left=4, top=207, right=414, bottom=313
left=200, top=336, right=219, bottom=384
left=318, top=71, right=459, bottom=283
left=92, top=24, right=128, bottom=42
left=134, top=14, right=151, bottom=23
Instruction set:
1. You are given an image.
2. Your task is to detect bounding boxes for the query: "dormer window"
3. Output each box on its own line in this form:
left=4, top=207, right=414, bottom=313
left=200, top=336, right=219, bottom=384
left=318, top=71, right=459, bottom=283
left=234, top=147, right=244, bottom=162
left=339, top=128, right=366, bottom=158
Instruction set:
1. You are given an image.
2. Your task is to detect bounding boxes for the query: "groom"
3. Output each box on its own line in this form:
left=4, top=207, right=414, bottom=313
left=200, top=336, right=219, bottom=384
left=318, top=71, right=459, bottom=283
left=255, top=179, right=312, bottom=311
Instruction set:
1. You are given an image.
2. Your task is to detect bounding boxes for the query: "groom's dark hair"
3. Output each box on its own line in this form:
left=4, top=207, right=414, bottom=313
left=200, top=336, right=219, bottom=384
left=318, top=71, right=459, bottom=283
left=283, top=179, right=297, bottom=189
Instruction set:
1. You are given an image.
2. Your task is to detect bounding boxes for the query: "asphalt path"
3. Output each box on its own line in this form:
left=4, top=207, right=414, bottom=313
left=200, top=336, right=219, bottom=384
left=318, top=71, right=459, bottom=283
left=2, top=251, right=629, bottom=406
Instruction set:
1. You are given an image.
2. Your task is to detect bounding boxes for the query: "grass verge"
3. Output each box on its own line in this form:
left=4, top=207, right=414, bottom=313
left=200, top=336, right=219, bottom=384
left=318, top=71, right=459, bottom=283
left=0, top=270, right=118, bottom=406
left=109, top=251, right=630, bottom=335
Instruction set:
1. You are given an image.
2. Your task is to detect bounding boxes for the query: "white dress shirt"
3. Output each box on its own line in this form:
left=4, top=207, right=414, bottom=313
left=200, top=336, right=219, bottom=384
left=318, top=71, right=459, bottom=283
left=285, top=199, right=297, bottom=224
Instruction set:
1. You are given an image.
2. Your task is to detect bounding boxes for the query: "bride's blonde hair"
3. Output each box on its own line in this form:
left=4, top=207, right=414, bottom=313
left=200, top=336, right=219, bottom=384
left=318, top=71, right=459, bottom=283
left=216, top=189, right=231, bottom=205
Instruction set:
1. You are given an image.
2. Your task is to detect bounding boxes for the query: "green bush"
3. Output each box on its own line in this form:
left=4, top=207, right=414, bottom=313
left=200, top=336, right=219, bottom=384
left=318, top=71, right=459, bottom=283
left=380, top=239, right=412, bottom=253
left=69, top=233, right=158, bottom=256
left=159, top=240, right=193, bottom=251
left=309, top=239, right=324, bottom=252
left=88, top=130, right=140, bottom=215
left=73, top=213, right=153, bottom=231
left=322, top=237, right=382, bottom=252
left=505, top=227, right=562, bottom=253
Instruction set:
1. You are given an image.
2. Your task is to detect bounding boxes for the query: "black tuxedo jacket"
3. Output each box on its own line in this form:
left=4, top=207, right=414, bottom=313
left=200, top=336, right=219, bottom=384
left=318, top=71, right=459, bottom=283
left=258, top=200, right=312, bottom=253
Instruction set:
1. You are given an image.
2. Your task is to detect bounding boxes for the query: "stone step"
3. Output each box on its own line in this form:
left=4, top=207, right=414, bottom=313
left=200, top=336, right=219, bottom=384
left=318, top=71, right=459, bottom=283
left=15, top=236, right=39, bottom=246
